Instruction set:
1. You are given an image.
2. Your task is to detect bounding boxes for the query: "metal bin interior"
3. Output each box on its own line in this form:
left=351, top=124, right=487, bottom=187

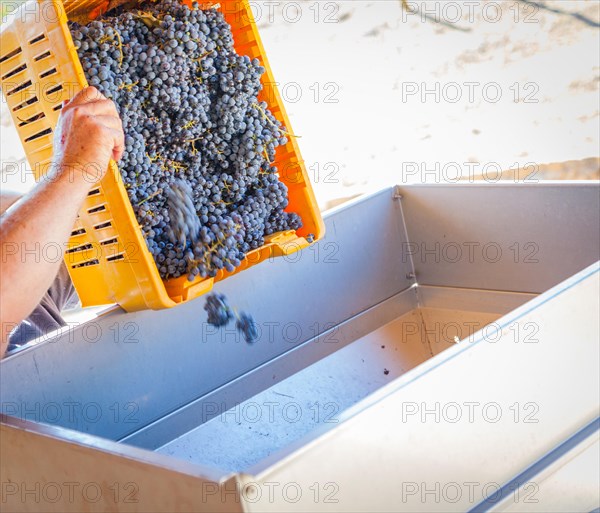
left=1, top=183, right=599, bottom=511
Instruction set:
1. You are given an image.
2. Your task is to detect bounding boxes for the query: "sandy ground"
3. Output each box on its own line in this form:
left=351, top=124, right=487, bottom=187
left=1, top=0, right=599, bottom=210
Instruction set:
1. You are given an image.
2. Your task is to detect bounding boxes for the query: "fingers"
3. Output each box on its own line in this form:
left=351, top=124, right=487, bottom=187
left=68, top=86, right=105, bottom=106
left=93, top=115, right=124, bottom=132
left=91, top=115, right=125, bottom=162
left=68, top=99, right=120, bottom=119
left=64, top=87, right=119, bottom=117
left=109, top=126, right=125, bottom=162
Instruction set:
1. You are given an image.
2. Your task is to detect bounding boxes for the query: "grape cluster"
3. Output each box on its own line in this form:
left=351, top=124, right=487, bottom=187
left=236, top=312, right=259, bottom=344
left=203, top=293, right=233, bottom=327
left=204, top=293, right=258, bottom=343
left=69, top=0, right=303, bottom=281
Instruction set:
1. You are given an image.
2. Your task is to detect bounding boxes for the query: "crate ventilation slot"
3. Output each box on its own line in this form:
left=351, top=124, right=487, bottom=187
left=33, top=50, right=51, bottom=62
left=88, top=188, right=101, bottom=196
left=52, top=103, right=63, bottom=111
left=13, top=97, right=38, bottom=112
left=100, top=237, right=118, bottom=246
left=106, top=253, right=125, bottom=262
left=87, top=204, right=106, bottom=214
left=0, top=47, right=22, bottom=64
left=29, top=34, right=46, bottom=45
left=17, top=112, right=45, bottom=127
left=46, top=84, right=62, bottom=95
left=72, top=259, right=99, bottom=269
left=39, top=67, right=57, bottom=79
left=24, top=128, right=52, bottom=143
left=94, top=221, right=112, bottom=230
left=71, top=228, right=86, bottom=236
left=6, top=80, right=32, bottom=96
left=66, top=243, right=93, bottom=255
left=1, top=63, right=27, bottom=81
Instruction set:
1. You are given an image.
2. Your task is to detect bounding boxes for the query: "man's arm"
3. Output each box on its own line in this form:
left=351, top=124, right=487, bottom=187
left=0, top=87, right=124, bottom=356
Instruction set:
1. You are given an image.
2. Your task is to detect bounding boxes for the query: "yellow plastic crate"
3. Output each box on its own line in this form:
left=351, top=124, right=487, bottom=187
left=0, top=0, right=324, bottom=310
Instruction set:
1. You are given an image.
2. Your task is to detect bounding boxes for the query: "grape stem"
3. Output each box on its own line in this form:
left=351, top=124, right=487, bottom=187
left=251, top=103, right=300, bottom=138
left=192, top=50, right=213, bottom=63
left=114, top=28, right=124, bottom=67
left=119, top=80, right=139, bottom=91
left=136, top=189, right=163, bottom=206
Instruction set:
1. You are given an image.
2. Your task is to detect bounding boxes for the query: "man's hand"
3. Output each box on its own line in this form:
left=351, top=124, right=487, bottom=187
left=1, top=87, right=125, bottom=357
left=53, top=86, right=124, bottom=182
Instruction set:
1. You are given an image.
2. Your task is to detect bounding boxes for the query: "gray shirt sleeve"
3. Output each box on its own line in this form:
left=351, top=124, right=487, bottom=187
left=7, top=263, right=79, bottom=353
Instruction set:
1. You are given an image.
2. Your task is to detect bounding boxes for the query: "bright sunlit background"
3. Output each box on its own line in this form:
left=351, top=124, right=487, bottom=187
left=2, top=0, right=599, bottom=210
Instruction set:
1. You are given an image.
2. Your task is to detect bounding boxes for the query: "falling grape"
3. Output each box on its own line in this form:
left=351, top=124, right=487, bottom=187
left=204, top=293, right=258, bottom=344
left=236, top=312, right=259, bottom=344
left=203, top=293, right=234, bottom=327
